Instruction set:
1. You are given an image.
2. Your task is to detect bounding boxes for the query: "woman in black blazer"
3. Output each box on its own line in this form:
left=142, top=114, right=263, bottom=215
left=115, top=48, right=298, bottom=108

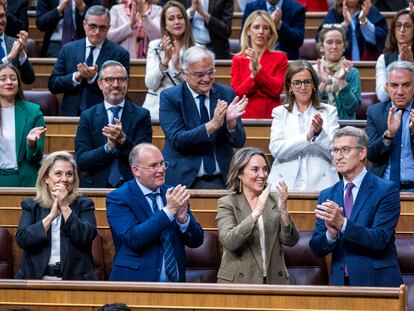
left=15, top=151, right=97, bottom=280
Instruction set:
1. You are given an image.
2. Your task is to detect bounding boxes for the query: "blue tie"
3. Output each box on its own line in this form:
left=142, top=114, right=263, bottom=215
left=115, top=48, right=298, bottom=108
left=85, top=46, right=96, bottom=67
left=79, top=46, right=96, bottom=113
left=390, top=109, right=405, bottom=185
left=198, top=95, right=216, bottom=175
left=268, top=5, right=276, bottom=14
left=107, top=106, right=122, bottom=187
left=0, top=38, right=5, bottom=60
left=147, top=192, right=178, bottom=282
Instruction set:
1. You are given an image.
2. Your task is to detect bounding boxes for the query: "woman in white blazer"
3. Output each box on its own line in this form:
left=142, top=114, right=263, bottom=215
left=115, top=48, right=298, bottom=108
left=143, top=1, right=195, bottom=119
left=268, top=60, right=340, bottom=191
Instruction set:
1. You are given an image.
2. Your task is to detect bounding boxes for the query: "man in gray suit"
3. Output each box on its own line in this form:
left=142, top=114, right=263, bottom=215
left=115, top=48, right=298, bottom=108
left=0, top=1, right=35, bottom=85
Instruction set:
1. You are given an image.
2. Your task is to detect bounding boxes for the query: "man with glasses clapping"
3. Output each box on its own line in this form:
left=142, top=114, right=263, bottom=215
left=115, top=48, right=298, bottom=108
left=48, top=5, right=130, bottom=116
left=75, top=60, right=152, bottom=188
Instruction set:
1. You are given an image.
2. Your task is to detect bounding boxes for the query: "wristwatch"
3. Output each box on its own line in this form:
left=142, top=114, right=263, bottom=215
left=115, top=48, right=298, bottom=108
left=383, top=131, right=394, bottom=141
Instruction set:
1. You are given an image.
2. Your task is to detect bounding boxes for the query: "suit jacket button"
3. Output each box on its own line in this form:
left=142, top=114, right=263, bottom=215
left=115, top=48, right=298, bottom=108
left=278, top=271, right=283, bottom=277
left=239, top=273, right=244, bottom=278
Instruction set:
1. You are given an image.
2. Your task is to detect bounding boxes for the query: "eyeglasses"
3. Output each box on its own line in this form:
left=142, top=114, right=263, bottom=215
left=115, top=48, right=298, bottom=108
left=187, top=69, right=216, bottom=79
left=136, top=161, right=169, bottom=172
left=87, top=23, right=109, bottom=32
left=322, top=23, right=343, bottom=30
left=330, top=146, right=361, bottom=156
left=101, top=77, right=128, bottom=84
left=291, top=79, right=313, bottom=89
left=395, top=23, right=413, bottom=31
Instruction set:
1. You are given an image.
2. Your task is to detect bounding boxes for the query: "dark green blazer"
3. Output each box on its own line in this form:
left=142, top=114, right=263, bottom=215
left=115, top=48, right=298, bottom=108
left=14, top=100, right=45, bottom=186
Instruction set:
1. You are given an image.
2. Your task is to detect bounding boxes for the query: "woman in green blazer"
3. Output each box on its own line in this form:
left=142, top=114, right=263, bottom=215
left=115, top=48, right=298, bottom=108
left=0, top=64, right=46, bottom=187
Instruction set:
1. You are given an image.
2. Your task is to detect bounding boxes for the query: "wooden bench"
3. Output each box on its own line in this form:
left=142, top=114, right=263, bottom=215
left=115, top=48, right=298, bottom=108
left=28, top=11, right=396, bottom=42
left=0, top=280, right=407, bottom=310
left=26, top=59, right=377, bottom=96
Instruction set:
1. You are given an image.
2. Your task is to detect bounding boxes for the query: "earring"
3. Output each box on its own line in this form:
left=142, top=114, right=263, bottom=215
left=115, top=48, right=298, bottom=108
left=289, top=90, right=294, bottom=95
left=239, top=181, right=243, bottom=193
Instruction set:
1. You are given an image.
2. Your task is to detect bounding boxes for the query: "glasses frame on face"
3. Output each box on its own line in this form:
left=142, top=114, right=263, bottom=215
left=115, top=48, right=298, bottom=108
left=330, top=146, right=361, bottom=156
left=87, top=23, right=109, bottom=33
left=395, top=22, right=413, bottom=31
left=186, top=69, right=216, bottom=79
left=290, top=79, right=313, bottom=89
left=101, top=76, right=128, bottom=85
left=135, top=161, right=169, bottom=172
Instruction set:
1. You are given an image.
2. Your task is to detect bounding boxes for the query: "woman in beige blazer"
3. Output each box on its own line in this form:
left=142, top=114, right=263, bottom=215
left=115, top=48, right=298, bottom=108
left=216, top=147, right=299, bottom=284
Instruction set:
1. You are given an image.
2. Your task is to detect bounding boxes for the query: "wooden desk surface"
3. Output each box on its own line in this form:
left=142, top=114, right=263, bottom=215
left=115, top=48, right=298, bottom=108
left=0, top=280, right=407, bottom=310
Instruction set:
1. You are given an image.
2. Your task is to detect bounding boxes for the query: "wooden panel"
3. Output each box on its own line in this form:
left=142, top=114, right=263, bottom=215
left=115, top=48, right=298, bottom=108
left=1, top=189, right=414, bottom=233
left=0, top=280, right=407, bottom=311
left=29, top=11, right=395, bottom=41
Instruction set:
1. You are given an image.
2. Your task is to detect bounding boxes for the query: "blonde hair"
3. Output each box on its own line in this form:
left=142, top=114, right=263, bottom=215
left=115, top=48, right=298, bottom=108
left=240, top=10, right=278, bottom=53
left=35, top=151, right=80, bottom=208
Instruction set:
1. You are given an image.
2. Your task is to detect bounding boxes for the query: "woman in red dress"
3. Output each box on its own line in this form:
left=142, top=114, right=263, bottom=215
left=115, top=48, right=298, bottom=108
left=230, top=10, right=288, bottom=119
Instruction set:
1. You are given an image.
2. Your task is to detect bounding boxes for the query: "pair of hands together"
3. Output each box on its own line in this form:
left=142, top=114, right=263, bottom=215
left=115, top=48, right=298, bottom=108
left=165, top=184, right=190, bottom=224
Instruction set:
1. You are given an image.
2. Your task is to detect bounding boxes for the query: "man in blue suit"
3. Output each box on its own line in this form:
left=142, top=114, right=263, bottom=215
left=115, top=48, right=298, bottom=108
left=48, top=5, right=130, bottom=116
left=106, top=143, right=204, bottom=282
left=5, top=0, right=28, bottom=37
left=367, top=60, right=414, bottom=192
left=159, top=46, right=247, bottom=189
left=75, top=60, right=152, bottom=188
left=309, top=126, right=403, bottom=287
left=242, top=0, right=305, bottom=60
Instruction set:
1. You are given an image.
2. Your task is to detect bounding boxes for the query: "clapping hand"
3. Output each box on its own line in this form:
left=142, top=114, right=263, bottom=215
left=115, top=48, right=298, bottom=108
left=307, top=113, right=323, bottom=141
left=26, top=126, right=47, bottom=149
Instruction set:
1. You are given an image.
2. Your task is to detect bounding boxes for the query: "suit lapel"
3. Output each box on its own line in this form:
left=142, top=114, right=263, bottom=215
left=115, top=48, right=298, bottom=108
left=209, top=84, right=219, bottom=120
left=95, top=40, right=108, bottom=67
left=95, top=103, right=110, bottom=144
left=14, top=100, right=26, bottom=161
left=129, top=180, right=154, bottom=219
left=237, top=194, right=264, bottom=275
left=350, top=173, right=374, bottom=222
left=263, top=195, right=278, bottom=272
left=120, top=102, right=133, bottom=134
left=183, top=83, right=203, bottom=125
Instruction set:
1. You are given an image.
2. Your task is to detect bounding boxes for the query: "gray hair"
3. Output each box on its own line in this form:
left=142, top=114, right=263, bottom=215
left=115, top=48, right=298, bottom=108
left=129, top=143, right=160, bottom=167
left=85, top=5, right=111, bottom=22
left=181, top=46, right=215, bottom=70
left=386, top=60, right=414, bottom=80
left=98, top=60, right=128, bottom=80
left=333, top=126, right=368, bottom=149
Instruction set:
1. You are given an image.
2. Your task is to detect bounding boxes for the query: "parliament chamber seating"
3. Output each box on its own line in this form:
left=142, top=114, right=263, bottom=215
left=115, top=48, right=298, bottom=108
left=92, top=234, right=105, bottom=281
left=0, top=227, right=12, bottom=279
left=357, top=92, right=379, bottom=120
left=299, top=38, right=319, bottom=60
left=24, top=90, right=59, bottom=116
left=396, top=234, right=414, bottom=310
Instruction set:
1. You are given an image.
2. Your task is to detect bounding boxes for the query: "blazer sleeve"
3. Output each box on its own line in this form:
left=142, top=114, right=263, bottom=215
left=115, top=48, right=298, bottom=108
left=107, top=6, right=134, bottom=44
left=15, top=199, right=49, bottom=250
left=216, top=196, right=257, bottom=252
left=368, top=8, right=388, bottom=54
left=205, top=0, right=233, bottom=41
left=335, top=67, right=361, bottom=119
left=366, top=104, right=391, bottom=164
left=343, top=183, right=400, bottom=252
left=48, top=45, right=79, bottom=94
left=142, top=5, right=162, bottom=42
left=145, top=40, right=165, bottom=91
left=7, top=0, right=29, bottom=35
left=61, top=197, right=97, bottom=247
left=36, top=0, right=61, bottom=32
left=106, top=189, right=175, bottom=251
left=75, top=112, right=117, bottom=171
left=253, top=52, right=287, bottom=99
left=17, top=57, right=36, bottom=85
left=375, top=54, right=389, bottom=102
left=230, top=54, right=258, bottom=97
left=24, top=106, right=45, bottom=165
left=277, top=4, right=305, bottom=49
left=176, top=210, right=204, bottom=248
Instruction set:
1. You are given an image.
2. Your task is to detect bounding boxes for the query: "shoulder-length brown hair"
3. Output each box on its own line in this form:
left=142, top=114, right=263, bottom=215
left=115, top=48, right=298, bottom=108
left=227, top=147, right=269, bottom=194
left=160, top=1, right=195, bottom=50
left=385, top=9, right=414, bottom=53
left=35, top=151, right=80, bottom=208
left=283, top=60, right=321, bottom=112
left=239, top=10, right=278, bottom=53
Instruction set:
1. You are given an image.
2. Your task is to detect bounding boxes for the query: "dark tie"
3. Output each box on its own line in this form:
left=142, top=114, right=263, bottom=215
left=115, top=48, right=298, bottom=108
left=79, top=46, right=96, bottom=113
left=146, top=192, right=178, bottom=282
left=390, top=109, right=405, bottom=185
left=268, top=5, right=276, bottom=14
left=198, top=95, right=216, bottom=175
left=344, top=182, right=354, bottom=219
left=107, top=106, right=123, bottom=187
left=62, top=4, right=75, bottom=45
left=85, top=46, right=96, bottom=67
left=0, top=38, right=5, bottom=60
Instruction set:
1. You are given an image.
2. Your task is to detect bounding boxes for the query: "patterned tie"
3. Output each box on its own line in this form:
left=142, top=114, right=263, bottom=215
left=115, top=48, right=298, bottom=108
left=147, top=192, right=178, bottom=282
left=80, top=46, right=96, bottom=113
left=62, top=3, right=75, bottom=45
left=390, top=109, right=405, bottom=185
left=107, top=106, right=122, bottom=187
left=344, top=182, right=354, bottom=219
left=0, top=38, right=5, bottom=60
left=268, top=5, right=276, bottom=14
left=198, top=95, right=216, bottom=175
